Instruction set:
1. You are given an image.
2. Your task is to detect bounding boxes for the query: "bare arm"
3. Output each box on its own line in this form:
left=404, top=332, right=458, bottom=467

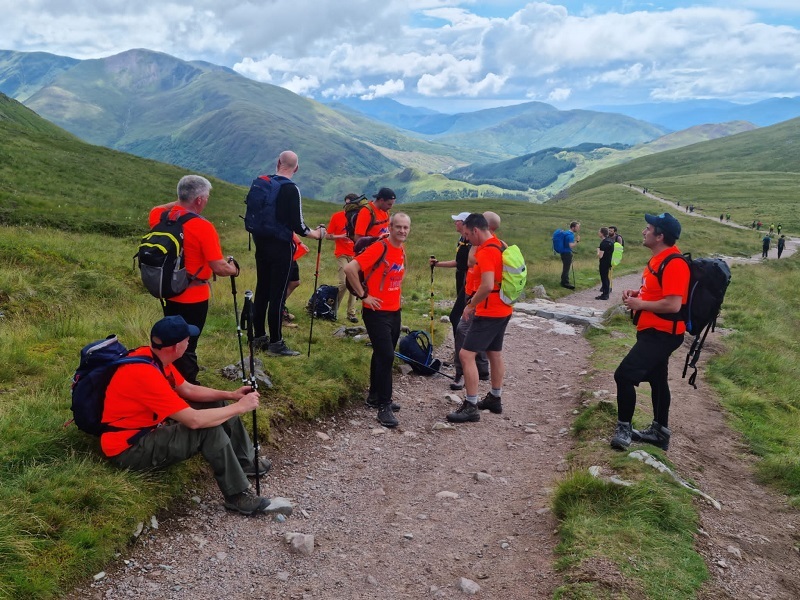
left=169, top=392, right=259, bottom=429
left=623, top=294, right=682, bottom=314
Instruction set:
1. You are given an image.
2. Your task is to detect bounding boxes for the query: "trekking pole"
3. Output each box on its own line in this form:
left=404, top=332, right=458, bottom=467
left=307, top=227, right=325, bottom=357
left=240, top=290, right=261, bottom=496
left=229, top=259, right=247, bottom=384
left=394, top=351, right=458, bottom=380
left=429, top=255, right=436, bottom=344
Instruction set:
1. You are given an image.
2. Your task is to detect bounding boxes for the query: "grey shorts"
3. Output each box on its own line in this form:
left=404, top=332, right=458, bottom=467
left=463, top=315, right=511, bottom=353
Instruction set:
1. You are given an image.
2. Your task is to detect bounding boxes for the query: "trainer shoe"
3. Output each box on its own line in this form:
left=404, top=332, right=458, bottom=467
left=377, top=404, right=399, bottom=428
left=632, top=421, right=671, bottom=451
left=594, top=294, right=609, bottom=300
left=224, top=488, right=269, bottom=515
left=282, top=308, right=296, bottom=322
left=242, top=457, right=272, bottom=478
left=365, top=395, right=401, bottom=412
left=476, top=391, right=503, bottom=414
left=446, top=401, right=480, bottom=423
left=450, top=376, right=464, bottom=391
left=348, top=316, right=359, bottom=323
left=267, top=340, right=300, bottom=357
left=610, top=421, right=632, bottom=450
left=561, top=283, right=575, bottom=290
left=252, top=335, right=270, bottom=351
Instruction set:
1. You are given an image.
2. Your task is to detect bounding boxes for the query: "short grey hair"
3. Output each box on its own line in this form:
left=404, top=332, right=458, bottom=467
left=177, top=175, right=212, bottom=203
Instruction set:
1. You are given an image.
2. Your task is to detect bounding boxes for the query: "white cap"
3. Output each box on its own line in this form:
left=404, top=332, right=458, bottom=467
left=451, top=212, right=471, bottom=221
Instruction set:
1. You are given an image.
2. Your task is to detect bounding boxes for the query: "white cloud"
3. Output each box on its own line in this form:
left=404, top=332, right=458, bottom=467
left=361, top=78, right=406, bottom=100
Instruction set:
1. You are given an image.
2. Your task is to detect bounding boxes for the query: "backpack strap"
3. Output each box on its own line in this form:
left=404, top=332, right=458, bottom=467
left=482, top=242, right=506, bottom=306
left=362, top=240, right=390, bottom=289
left=641, top=252, right=691, bottom=333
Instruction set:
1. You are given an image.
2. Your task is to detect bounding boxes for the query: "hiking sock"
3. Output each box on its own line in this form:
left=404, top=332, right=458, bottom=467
left=491, top=388, right=502, bottom=398
left=465, top=394, right=478, bottom=405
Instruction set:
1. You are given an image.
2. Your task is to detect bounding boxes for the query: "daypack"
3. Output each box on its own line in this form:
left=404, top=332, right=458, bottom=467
left=136, top=210, right=204, bottom=299
left=648, top=253, right=732, bottom=388
left=306, top=284, right=338, bottom=320
left=345, top=236, right=395, bottom=297
left=552, top=229, right=571, bottom=254
left=70, top=336, right=158, bottom=436
left=243, top=175, right=295, bottom=241
left=344, top=195, right=370, bottom=240
left=397, top=330, right=442, bottom=376
left=487, top=243, right=527, bottom=305
left=611, top=241, right=624, bottom=267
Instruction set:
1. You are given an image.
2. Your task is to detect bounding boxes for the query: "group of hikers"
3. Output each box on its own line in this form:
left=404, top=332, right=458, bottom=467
left=85, top=150, right=705, bottom=517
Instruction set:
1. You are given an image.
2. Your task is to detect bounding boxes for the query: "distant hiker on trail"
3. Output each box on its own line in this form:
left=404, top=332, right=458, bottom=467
left=101, top=315, right=282, bottom=517
left=769, top=223, right=775, bottom=234
left=148, top=175, right=239, bottom=384
left=762, top=234, right=771, bottom=258
left=596, top=227, right=613, bottom=300
left=325, top=194, right=360, bottom=324
left=757, top=221, right=762, bottom=230
left=726, top=213, right=731, bottom=222
left=778, top=235, right=786, bottom=258
left=353, top=187, right=395, bottom=242
left=430, top=211, right=488, bottom=390
left=720, top=214, right=724, bottom=222
left=246, top=150, right=326, bottom=357
left=344, top=213, right=410, bottom=429
left=610, top=213, right=690, bottom=452
left=446, top=212, right=512, bottom=424
left=751, top=220, right=756, bottom=229
left=777, top=223, right=782, bottom=234
left=555, top=221, right=580, bottom=289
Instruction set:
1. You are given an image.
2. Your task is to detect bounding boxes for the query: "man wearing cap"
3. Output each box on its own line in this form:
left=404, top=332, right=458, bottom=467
left=325, top=193, right=360, bottom=323
left=353, top=187, right=395, bottom=242
left=610, top=213, right=690, bottom=452
left=101, top=316, right=285, bottom=516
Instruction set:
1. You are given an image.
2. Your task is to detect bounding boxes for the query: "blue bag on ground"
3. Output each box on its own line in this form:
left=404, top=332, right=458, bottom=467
left=397, top=331, right=442, bottom=376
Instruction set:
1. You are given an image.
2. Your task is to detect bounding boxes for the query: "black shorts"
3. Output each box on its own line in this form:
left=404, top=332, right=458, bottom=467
left=288, top=261, right=299, bottom=283
left=463, top=315, right=511, bottom=353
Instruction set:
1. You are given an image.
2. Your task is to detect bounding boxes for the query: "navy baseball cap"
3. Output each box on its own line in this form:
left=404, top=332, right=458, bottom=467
left=150, top=315, right=200, bottom=349
left=645, top=212, right=681, bottom=239
left=373, top=187, right=396, bottom=200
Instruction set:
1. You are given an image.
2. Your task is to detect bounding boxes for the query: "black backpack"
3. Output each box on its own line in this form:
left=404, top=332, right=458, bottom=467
left=136, top=211, right=204, bottom=299
left=345, top=237, right=392, bottom=298
left=344, top=195, right=369, bottom=240
left=397, top=331, right=442, bottom=375
left=306, top=284, right=338, bottom=320
left=649, top=253, right=732, bottom=388
left=243, top=175, right=295, bottom=241
left=70, top=336, right=159, bottom=436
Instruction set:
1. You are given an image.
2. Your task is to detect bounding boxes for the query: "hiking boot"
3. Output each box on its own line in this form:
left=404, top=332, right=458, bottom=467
left=348, top=316, right=359, bottom=323
left=376, top=404, right=399, bottom=428
left=631, top=421, right=672, bottom=451
left=446, top=401, right=480, bottom=423
left=282, top=308, right=296, bottom=322
left=224, top=488, right=269, bottom=515
left=594, top=294, right=609, bottom=300
left=610, top=421, right=632, bottom=450
left=479, top=372, right=490, bottom=381
left=267, top=340, right=300, bottom=357
left=450, top=376, right=464, bottom=391
left=561, top=283, right=575, bottom=290
left=252, top=335, right=270, bottom=351
left=476, top=391, right=503, bottom=414
left=365, top=395, right=401, bottom=412
left=242, top=457, right=272, bottom=478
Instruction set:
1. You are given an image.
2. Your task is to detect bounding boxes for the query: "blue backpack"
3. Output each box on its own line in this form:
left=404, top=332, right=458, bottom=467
left=552, top=229, right=571, bottom=254
left=70, top=336, right=158, bottom=436
left=244, top=175, right=295, bottom=241
left=306, top=284, right=338, bottom=320
left=397, top=331, right=442, bottom=376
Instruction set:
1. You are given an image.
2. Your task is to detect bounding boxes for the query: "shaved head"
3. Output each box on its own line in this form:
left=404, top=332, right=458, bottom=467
left=483, top=211, right=501, bottom=232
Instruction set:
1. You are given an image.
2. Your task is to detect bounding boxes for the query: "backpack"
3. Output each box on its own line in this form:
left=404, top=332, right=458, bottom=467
left=397, top=331, right=442, bottom=376
left=552, top=229, right=571, bottom=254
left=306, top=284, right=338, bottom=320
left=344, top=195, right=370, bottom=240
left=70, top=336, right=159, bottom=436
left=486, top=243, right=527, bottom=305
left=648, top=253, right=732, bottom=388
left=611, top=241, right=624, bottom=267
left=345, top=236, right=394, bottom=298
left=243, top=175, right=295, bottom=241
left=136, top=210, right=204, bottom=299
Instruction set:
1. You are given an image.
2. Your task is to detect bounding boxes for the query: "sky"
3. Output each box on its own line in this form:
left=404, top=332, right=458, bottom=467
left=3, top=0, right=800, bottom=113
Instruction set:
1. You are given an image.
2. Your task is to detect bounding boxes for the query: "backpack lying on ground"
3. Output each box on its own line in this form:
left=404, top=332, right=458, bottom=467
left=552, top=229, right=571, bottom=254
left=306, top=284, right=338, bottom=320
left=397, top=331, right=442, bottom=376
left=135, top=211, right=205, bottom=299
left=243, top=175, right=295, bottom=241
left=650, top=253, right=732, bottom=388
left=487, top=243, right=527, bottom=305
left=70, top=336, right=158, bottom=436
left=344, top=195, right=369, bottom=240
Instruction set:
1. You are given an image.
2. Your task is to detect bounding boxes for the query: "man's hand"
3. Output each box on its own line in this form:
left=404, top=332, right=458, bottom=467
left=363, top=295, right=382, bottom=310
left=236, top=391, right=260, bottom=413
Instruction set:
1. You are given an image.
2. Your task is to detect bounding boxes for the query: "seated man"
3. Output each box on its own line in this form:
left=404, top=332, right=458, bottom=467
left=101, top=315, right=285, bottom=516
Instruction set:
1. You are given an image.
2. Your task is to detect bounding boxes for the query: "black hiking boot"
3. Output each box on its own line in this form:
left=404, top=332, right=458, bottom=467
left=376, top=404, right=399, bottom=428
left=242, top=457, right=272, bottom=478
left=224, top=488, right=269, bottom=515
left=476, top=391, right=503, bottom=414
left=610, top=421, right=632, bottom=450
left=365, top=394, right=401, bottom=412
left=446, top=401, right=480, bottom=423
left=267, top=340, right=300, bottom=357
left=561, top=282, right=575, bottom=290
left=252, top=335, right=270, bottom=351
left=450, top=376, right=464, bottom=391
left=594, top=294, right=609, bottom=300
left=631, top=421, right=671, bottom=451
left=479, top=372, right=490, bottom=381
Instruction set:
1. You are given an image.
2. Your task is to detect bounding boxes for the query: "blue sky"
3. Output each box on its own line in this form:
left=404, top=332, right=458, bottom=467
left=3, top=1, right=800, bottom=112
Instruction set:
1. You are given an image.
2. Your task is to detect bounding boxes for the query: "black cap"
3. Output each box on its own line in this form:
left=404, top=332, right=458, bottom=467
left=645, top=212, right=681, bottom=240
left=373, top=187, right=396, bottom=200
left=150, top=315, right=200, bottom=349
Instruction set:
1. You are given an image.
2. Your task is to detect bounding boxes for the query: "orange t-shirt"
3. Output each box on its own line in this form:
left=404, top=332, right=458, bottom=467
left=326, top=210, right=355, bottom=257
left=465, top=265, right=480, bottom=296
left=474, top=236, right=513, bottom=318
left=354, top=202, right=390, bottom=238
left=636, top=246, right=690, bottom=334
left=355, top=239, right=405, bottom=312
left=148, top=206, right=224, bottom=303
left=100, top=347, right=188, bottom=457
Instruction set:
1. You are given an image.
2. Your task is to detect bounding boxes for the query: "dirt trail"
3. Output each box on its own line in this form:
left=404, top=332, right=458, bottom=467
left=68, top=198, right=800, bottom=599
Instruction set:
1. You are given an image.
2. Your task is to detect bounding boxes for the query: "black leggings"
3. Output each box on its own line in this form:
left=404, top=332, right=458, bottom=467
left=253, top=236, right=293, bottom=341
left=362, top=308, right=402, bottom=405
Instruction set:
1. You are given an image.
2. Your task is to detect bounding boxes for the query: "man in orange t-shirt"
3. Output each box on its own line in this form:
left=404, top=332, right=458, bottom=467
left=353, top=187, right=394, bottom=242
left=344, top=212, right=409, bottom=429
left=447, top=213, right=513, bottom=423
left=610, top=212, right=690, bottom=452
left=325, top=194, right=359, bottom=323
left=148, top=175, right=239, bottom=383
left=102, top=315, right=289, bottom=516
